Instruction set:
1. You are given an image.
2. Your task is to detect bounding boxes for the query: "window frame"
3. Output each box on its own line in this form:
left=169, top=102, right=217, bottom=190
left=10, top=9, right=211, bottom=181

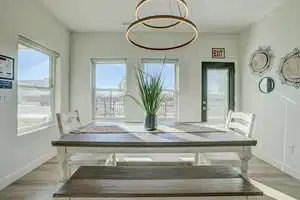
left=17, top=36, right=59, bottom=135
left=91, top=58, right=127, bottom=120
left=141, top=58, right=179, bottom=120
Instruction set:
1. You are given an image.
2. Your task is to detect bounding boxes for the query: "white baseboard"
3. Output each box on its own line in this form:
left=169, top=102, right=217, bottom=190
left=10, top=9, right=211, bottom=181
left=253, top=150, right=284, bottom=170
left=0, top=151, right=55, bottom=191
left=254, top=150, right=300, bottom=181
left=283, top=164, right=300, bottom=181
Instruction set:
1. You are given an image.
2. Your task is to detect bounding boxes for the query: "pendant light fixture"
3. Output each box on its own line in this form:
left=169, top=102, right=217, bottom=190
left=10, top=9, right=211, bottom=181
left=126, top=0, right=198, bottom=51
left=136, top=0, right=189, bottom=29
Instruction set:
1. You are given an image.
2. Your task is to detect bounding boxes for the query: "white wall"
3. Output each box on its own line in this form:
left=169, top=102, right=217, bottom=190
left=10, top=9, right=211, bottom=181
left=0, top=0, right=70, bottom=189
left=70, top=32, right=239, bottom=124
left=239, top=0, right=300, bottom=180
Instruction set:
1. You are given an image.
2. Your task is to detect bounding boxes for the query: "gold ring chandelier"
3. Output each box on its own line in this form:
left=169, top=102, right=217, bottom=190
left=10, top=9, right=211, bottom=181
left=126, top=0, right=199, bottom=51
left=136, top=0, right=189, bottom=29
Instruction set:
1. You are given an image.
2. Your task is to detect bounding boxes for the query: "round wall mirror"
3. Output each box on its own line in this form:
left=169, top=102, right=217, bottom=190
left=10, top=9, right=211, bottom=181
left=259, top=77, right=275, bottom=94
left=249, top=46, right=274, bottom=75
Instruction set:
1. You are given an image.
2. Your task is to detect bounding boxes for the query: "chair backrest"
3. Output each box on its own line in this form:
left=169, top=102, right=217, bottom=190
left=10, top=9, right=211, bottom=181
left=225, top=110, right=255, bottom=137
left=56, top=110, right=83, bottom=135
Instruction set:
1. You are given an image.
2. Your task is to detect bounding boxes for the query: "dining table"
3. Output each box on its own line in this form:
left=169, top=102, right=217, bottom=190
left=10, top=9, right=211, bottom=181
left=52, top=122, right=257, bottom=182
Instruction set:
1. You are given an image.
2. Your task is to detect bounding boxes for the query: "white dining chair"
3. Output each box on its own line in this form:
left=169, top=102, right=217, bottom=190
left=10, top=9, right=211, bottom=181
left=196, top=110, right=255, bottom=167
left=56, top=110, right=115, bottom=174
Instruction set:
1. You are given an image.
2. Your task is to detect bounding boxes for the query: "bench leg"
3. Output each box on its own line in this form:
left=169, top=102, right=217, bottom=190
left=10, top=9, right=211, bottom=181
left=57, top=147, right=69, bottom=182
left=239, top=146, right=252, bottom=178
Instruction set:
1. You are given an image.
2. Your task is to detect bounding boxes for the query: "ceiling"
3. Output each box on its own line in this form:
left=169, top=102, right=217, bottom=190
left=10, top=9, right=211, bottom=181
left=36, top=0, right=285, bottom=33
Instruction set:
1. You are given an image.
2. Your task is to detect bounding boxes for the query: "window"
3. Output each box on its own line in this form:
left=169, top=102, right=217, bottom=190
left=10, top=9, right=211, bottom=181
left=92, top=59, right=126, bottom=119
left=143, top=59, right=178, bottom=119
left=18, top=36, right=59, bottom=134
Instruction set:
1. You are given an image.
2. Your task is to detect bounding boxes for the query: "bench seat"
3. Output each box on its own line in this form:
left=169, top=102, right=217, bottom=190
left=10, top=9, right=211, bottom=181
left=54, top=166, right=263, bottom=199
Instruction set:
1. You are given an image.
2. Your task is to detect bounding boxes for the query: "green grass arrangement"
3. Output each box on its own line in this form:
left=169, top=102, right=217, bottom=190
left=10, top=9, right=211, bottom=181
left=126, top=66, right=166, bottom=116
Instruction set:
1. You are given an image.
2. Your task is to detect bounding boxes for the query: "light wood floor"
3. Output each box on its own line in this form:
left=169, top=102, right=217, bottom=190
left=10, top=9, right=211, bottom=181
left=0, top=156, right=300, bottom=200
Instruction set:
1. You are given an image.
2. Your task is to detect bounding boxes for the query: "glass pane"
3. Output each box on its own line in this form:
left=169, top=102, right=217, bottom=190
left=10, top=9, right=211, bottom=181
left=144, top=62, right=176, bottom=118
left=96, top=63, right=126, bottom=89
left=18, top=44, right=50, bottom=87
left=207, top=69, right=229, bottom=123
left=157, top=90, right=176, bottom=118
left=95, top=89, right=124, bottom=118
left=144, top=63, right=175, bottom=89
left=95, top=63, right=126, bottom=118
left=18, top=88, right=52, bottom=129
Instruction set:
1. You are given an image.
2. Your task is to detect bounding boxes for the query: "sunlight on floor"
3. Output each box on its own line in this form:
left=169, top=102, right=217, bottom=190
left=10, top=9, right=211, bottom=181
left=250, top=178, right=298, bottom=200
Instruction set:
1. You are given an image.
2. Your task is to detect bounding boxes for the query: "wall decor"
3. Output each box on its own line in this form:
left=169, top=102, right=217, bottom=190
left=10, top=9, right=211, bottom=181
left=0, top=80, right=13, bottom=89
left=277, top=48, right=300, bottom=89
left=0, top=55, right=14, bottom=80
left=259, top=77, right=275, bottom=94
left=249, top=46, right=274, bottom=75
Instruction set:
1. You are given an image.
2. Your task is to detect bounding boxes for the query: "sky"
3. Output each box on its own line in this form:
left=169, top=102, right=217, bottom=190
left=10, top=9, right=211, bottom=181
left=18, top=48, right=175, bottom=89
left=144, top=63, right=175, bottom=89
left=96, top=63, right=175, bottom=89
left=18, top=49, right=50, bottom=85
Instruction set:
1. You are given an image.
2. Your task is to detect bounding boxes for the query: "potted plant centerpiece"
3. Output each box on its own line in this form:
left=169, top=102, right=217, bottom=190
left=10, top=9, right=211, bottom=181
left=127, top=66, right=166, bottom=131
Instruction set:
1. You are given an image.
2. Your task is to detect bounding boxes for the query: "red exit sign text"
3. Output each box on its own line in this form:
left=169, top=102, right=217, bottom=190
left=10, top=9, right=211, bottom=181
left=212, top=48, right=225, bottom=58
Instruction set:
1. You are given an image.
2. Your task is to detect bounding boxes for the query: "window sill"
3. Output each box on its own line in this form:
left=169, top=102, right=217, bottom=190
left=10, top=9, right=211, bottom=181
left=18, top=124, right=56, bottom=136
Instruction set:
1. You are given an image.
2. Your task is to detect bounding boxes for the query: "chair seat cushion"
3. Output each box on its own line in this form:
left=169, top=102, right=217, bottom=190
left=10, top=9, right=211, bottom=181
left=204, top=152, right=241, bottom=166
left=69, top=153, right=111, bottom=164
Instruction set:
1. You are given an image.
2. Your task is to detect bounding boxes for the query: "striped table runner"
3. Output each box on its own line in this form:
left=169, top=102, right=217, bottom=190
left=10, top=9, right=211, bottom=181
left=77, top=123, right=221, bottom=142
left=82, top=123, right=222, bottom=133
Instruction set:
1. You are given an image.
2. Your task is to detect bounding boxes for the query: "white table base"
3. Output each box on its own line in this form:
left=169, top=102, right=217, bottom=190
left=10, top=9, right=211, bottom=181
left=57, top=146, right=252, bottom=182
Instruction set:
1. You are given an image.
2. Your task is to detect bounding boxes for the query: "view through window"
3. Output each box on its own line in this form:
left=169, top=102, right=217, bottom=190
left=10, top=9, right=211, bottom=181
left=18, top=43, right=55, bottom=133
left=95, top=62, right=126, bottom=118
left=143, top=60, right=177, bottom=119
left=207, top=69, right=229, bottom=123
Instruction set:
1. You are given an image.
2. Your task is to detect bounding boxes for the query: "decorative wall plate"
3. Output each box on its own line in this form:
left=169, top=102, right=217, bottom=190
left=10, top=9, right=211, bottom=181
left=249, top=46, right=274, bottom=75
left=277, top=48, right=300, bottom=89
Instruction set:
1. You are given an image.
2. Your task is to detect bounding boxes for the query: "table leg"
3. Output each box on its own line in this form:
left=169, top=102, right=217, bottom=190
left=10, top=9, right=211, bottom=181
left=194, top=153, right=200, bottom=166
left=112, top=153, right=117, bottom=166
left=57, top=147, right=69, bottom=182
left=239, top=146, right=252, bottom=178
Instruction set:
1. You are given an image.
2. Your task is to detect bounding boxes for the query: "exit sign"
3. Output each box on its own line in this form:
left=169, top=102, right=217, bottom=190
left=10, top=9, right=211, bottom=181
left=212, top=48, right=225, bottom=58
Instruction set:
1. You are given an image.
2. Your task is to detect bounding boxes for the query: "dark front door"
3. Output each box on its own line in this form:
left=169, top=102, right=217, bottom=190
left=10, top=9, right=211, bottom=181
left=201, top=62, right=235, bottom=123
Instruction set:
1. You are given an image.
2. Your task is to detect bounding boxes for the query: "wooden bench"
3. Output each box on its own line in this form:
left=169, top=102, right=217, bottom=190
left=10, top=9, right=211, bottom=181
left=54, top=166, right=263, bottom=199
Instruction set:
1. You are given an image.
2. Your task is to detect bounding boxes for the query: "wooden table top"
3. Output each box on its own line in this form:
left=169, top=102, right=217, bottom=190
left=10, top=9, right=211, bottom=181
left=52, top=122, right=257, bottom=147
left=54, top=166, right=263, bottom=198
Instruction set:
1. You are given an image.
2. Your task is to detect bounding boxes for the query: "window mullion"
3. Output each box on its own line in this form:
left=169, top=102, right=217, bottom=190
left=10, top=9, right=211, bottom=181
left=18, top=84, right=51, bottom=90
